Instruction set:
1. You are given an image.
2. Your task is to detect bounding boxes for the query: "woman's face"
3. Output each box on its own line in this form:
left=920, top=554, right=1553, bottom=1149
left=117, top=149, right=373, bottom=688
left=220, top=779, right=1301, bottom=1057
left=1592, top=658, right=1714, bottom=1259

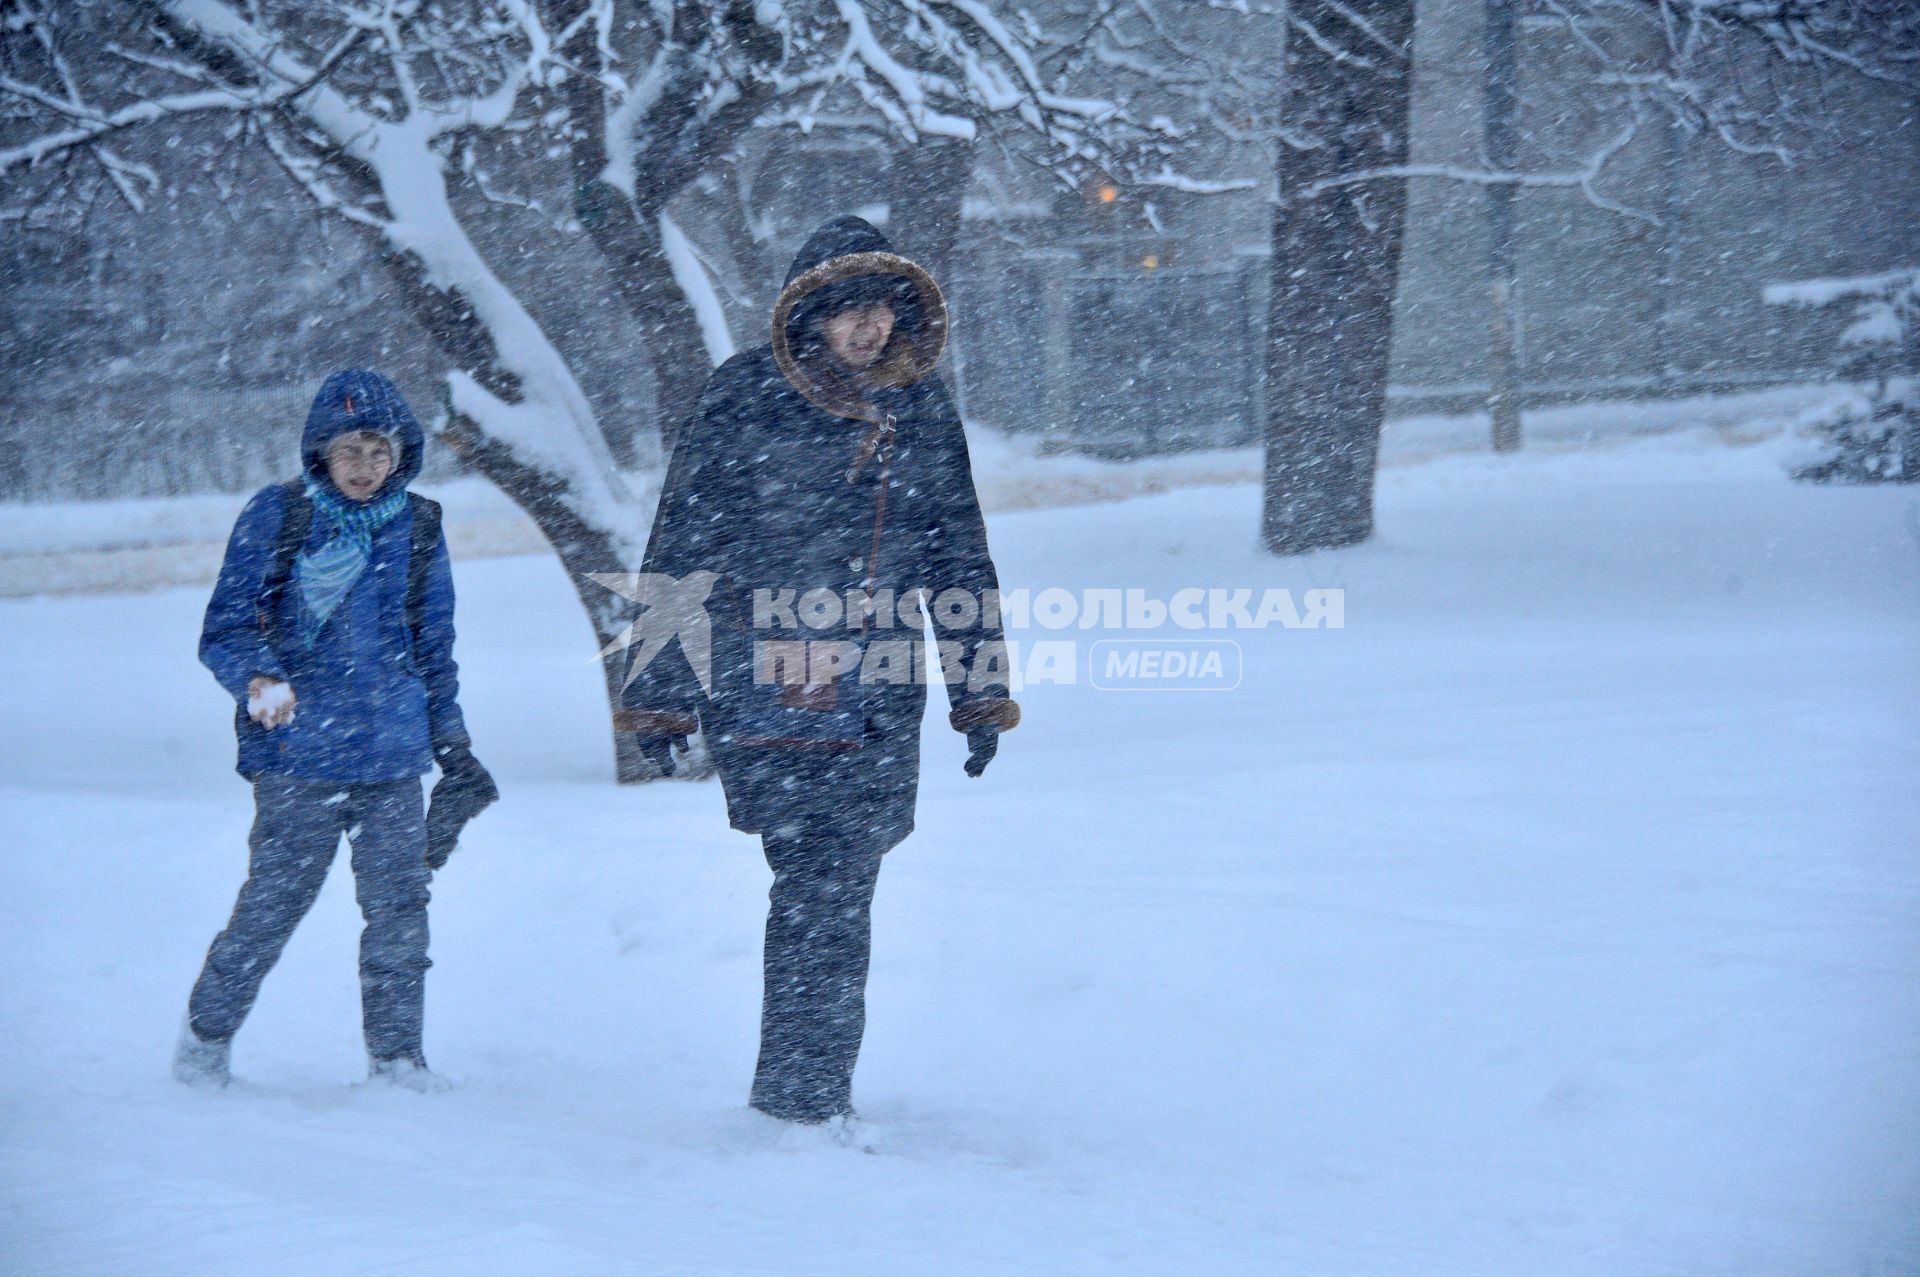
left=823, top=302, right=896, bottom=370
left=326, top=431, right=395, bottom=502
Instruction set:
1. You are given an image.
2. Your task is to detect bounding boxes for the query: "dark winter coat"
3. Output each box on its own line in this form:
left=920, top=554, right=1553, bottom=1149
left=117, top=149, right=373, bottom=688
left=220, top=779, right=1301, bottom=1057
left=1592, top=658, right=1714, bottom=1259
left=622, top=217, right=1012, bottom=848
left=200, top=370, right=469, bottom=783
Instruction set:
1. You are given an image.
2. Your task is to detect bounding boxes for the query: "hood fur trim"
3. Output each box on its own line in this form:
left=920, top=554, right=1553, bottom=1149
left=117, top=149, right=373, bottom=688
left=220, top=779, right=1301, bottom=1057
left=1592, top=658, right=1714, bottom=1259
left=771, top=250, right=949, bottom=423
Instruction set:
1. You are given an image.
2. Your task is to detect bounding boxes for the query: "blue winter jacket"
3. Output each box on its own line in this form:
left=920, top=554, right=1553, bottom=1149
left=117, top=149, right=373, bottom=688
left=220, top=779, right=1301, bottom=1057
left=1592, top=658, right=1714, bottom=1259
left=200, top=370, right=469, bottom=783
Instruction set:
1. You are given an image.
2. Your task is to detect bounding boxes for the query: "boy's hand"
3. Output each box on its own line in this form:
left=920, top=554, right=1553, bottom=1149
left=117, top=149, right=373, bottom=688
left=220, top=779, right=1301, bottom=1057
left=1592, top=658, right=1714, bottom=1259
left=247, top=676, right=297, bottom=729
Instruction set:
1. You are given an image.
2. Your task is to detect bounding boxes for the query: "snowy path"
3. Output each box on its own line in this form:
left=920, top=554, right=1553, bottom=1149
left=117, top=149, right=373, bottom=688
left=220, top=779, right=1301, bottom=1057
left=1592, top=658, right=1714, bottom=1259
left=3, top=429, right=1917, bottom=1275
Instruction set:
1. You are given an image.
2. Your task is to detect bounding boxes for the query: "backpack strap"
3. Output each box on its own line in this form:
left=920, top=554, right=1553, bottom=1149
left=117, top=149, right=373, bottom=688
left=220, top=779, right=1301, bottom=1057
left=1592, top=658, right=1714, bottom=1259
left=405, top=492, right=443, bottom=654
left=258, top=479, right=312, bottom=652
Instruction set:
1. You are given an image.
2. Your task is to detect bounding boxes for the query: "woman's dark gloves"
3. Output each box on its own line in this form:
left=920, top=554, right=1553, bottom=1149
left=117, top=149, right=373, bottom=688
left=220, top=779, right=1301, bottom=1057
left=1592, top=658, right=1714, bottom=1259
left=963, top=727, right=999, bottom=778
left=616, top=709, right=699, bottom=778
left=949, top=698, right=1020, bottom=779
left=636, top=735, right=681, bottom=776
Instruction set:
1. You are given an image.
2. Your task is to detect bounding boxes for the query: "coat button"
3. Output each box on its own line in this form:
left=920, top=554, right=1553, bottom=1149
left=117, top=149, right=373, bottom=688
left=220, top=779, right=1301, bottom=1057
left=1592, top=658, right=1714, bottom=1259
left=849, top=556, right=863, bottom=571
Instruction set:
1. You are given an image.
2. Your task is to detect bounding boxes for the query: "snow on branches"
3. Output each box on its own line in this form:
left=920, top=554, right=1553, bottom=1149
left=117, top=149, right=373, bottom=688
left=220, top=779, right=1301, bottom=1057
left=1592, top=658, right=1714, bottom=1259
left=0, top=0, right=1155, bottom=551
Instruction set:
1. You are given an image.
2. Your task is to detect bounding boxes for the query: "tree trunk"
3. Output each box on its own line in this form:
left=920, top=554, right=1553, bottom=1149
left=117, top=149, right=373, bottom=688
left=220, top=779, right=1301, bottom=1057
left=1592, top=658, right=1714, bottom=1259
left=1651, top=102, right=1685, bottom=393
left=1483, top=0, right=1523, bottom=452
left=572, top=177, right=717, bottom=457
left=887, top=137, right=973, bottom=285
left=1262, top=0, right=1419, bottom=555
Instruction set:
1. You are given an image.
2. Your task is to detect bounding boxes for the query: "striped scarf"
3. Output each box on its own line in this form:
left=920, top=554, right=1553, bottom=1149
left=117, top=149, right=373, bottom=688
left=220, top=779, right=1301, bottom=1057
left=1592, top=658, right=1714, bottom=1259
left=295, top=475, right=409, bottom=646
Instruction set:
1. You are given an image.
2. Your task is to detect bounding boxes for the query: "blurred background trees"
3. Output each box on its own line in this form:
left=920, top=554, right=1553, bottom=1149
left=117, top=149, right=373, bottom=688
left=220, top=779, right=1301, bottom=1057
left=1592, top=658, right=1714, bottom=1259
left=2, top=1, right=1914, bottom=546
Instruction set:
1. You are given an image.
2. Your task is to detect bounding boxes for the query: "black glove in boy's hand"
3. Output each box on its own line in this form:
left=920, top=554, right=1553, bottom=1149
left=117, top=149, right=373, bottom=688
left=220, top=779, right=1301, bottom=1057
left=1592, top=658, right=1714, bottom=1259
left=425, top=744, right=499, bottom=870
left=425, top=818, right=460, bottom=872
left=437, top=743, right=497, bottom=796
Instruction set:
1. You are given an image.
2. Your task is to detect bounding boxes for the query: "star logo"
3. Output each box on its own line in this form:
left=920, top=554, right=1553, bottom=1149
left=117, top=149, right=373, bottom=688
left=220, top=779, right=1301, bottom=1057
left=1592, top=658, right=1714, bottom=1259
left=588, top=571, right=721, bottom=694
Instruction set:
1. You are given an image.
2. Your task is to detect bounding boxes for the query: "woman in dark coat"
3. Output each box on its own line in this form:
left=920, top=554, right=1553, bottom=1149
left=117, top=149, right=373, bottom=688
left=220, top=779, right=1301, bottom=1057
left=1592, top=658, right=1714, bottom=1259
left=620, top=215, right=1020, bottom=1125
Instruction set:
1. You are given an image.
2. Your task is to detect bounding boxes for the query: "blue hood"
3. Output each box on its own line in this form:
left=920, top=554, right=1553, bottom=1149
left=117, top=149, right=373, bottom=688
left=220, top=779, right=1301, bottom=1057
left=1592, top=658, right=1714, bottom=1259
left=302, top=369, right=426, bottom=493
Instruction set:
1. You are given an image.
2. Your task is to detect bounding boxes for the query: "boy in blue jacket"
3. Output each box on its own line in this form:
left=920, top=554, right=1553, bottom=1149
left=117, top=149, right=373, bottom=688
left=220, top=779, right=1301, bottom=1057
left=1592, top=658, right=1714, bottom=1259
left=173, top=369, right=494, bottom=1091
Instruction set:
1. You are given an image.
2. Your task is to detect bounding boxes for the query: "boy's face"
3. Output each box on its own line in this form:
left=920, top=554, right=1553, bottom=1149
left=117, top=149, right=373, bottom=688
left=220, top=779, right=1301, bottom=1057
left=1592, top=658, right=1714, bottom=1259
left=823, top=302, right=895, bottom=370
left=326, top=431, right=395, bottom=502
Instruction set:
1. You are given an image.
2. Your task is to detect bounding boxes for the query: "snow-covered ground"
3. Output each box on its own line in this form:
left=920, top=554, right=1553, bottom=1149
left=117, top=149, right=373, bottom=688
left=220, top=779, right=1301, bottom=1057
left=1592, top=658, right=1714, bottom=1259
left=3, top=420, right=1917, bottom=1274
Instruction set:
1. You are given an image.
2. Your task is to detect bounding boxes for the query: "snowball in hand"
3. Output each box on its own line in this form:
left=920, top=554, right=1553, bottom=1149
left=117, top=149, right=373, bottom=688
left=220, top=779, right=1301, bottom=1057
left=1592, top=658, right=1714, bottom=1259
left=248, top=680, right=295, bottom=725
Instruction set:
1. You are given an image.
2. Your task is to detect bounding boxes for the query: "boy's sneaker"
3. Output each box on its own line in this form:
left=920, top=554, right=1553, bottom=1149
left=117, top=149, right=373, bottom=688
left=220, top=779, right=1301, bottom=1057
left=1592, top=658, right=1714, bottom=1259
left=367, top=1056, right=455, bottom=1094
left=171, top=1020, right=232, bottom=1089
left=824, top=1113, right=882, bottom=1154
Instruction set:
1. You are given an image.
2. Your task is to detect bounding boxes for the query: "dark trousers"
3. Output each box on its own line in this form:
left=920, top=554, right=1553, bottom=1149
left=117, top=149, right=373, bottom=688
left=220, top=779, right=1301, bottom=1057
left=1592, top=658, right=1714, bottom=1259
left=749, top=815, right=887, bottom=1122
left=188, top=773, right=431, bottom=1063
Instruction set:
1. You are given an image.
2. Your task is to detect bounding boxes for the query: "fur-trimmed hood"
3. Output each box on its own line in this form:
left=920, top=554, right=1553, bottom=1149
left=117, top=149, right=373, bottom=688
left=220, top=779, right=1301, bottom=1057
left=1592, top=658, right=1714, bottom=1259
left=771, top=216, right=948, bottom=423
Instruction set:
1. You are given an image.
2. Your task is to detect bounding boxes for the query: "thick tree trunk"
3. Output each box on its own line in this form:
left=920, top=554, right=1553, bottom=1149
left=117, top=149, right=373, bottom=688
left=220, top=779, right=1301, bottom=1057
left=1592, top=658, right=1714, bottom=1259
left=1262, top=0, right=1419, bottom=555
left=886, top=138, right=973, bottom=285
left=572, top=177, right=716, bottom=458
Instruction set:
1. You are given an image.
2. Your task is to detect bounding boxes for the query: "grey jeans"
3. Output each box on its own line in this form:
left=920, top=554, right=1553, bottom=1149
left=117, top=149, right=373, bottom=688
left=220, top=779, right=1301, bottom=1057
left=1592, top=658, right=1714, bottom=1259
left=188, top=773, right=432, bottom=1063
left=749, top=815, right=888, bottom=1122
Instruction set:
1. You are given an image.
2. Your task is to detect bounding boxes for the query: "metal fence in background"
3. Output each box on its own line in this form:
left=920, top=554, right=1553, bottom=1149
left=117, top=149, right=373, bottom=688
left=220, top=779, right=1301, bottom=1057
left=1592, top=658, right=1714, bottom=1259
left=1, top=380, right=471, bottom=504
